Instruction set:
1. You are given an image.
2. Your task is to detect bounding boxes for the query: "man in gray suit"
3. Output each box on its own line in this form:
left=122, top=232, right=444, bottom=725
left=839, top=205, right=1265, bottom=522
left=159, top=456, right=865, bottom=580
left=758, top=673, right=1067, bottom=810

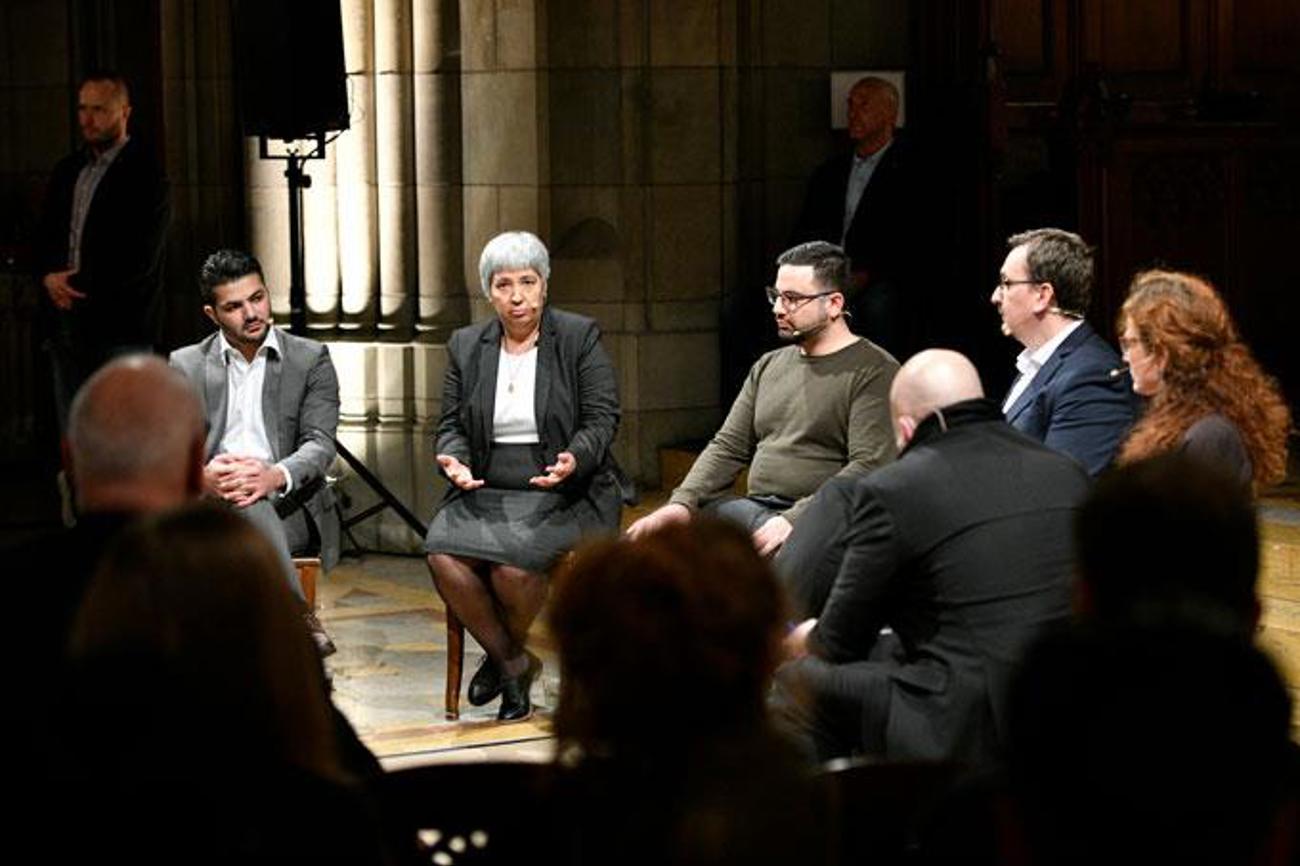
left=169, top=249, right=340, bottom=653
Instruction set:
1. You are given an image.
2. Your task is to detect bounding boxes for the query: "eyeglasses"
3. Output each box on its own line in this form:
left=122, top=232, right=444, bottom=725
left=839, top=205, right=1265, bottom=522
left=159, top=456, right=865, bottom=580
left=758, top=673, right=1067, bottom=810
left=994, top=278, right=1042, bottom=293
left=1117, top=334, right=1145, bottom=353
left=765, top=286, right=836, bottom=309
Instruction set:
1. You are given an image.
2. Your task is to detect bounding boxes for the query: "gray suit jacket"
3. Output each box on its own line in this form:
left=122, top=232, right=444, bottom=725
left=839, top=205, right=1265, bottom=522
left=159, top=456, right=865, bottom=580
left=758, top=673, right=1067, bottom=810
left=169, top=328, right=340, bottom=567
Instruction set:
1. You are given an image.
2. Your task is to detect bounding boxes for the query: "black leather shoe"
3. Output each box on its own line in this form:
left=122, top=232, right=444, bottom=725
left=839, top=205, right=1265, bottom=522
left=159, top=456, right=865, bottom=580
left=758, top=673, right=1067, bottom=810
left=497, top=653, right=541, bottom=722
left=467, top=656, right=501, bottom=706
left=304, top=611, right=337, bottom=658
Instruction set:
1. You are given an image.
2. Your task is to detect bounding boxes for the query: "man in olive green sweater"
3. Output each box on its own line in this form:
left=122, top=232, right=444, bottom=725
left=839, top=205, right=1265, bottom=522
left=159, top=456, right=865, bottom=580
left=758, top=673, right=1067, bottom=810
left=626, top=241, right=899, bottom=556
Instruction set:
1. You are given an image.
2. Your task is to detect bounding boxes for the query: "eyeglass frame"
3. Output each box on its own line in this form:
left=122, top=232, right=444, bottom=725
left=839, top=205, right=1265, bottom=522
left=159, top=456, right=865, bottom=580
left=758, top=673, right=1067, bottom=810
left=993, top=278, right=1044, bottom=293
left=764, top=286, right=838, bottom=309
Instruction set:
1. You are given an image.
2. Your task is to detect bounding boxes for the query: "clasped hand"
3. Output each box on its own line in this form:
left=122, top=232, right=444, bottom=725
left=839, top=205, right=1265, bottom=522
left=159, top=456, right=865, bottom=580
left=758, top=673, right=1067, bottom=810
left=205, top=454, right=285, bottom=507
left=436, top=451, right=578, bottom=491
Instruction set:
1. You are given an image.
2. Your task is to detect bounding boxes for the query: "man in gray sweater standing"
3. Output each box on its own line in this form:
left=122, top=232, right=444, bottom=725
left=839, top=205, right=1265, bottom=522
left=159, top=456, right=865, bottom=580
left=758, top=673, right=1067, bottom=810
left=626, top=241, right=899, bottom=556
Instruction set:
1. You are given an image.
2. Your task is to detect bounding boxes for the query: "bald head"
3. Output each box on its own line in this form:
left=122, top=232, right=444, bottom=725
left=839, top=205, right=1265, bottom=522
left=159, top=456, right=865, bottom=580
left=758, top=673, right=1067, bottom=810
left=847, top=77, right=900, bottom=154
left=66, top=355, right=206, bottom=512
left=890, top=350, right=985, bottom=449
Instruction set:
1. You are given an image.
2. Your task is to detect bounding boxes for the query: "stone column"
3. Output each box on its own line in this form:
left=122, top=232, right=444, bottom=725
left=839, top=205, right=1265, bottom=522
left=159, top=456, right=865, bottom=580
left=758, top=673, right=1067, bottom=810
left=374, top=0, right=416, bottom=336
left=414, top=0, right=468, bottom=340
left=337, top=0, right=379, bottom=330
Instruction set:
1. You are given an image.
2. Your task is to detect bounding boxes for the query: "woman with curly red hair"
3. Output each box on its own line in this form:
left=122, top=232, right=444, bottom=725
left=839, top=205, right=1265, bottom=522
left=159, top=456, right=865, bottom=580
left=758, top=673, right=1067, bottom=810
left=1116, top=269, right=1290, bottom=494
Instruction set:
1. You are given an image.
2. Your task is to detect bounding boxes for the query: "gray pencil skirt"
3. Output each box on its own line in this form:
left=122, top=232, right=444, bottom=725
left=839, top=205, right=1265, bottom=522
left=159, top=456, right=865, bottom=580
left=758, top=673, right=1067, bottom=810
left=424, top=443, right=610, bottom=574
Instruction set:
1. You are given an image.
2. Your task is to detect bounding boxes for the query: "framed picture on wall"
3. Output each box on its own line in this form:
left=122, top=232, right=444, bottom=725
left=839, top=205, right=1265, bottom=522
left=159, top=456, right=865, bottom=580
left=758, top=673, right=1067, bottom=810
left=830, top=70, right=906, bottom=129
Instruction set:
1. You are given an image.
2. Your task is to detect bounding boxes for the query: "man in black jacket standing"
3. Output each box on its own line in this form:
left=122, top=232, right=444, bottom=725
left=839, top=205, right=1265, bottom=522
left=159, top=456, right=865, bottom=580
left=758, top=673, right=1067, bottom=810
left=790, top=76, right=919, bottom=358
left=35, top=70, right=171, bottom=428
left=774, top=349, right=1090, bottom=765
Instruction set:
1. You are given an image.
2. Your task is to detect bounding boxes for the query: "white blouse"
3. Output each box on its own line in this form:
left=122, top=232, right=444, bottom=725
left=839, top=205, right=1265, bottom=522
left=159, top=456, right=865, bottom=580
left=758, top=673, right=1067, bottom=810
left=492, top=345, right=540, bottom=443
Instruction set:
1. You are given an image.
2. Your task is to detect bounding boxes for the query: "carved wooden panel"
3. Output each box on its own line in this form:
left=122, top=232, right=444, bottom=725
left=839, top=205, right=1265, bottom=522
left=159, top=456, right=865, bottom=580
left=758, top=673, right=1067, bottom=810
left=992, top=0, right=1069, bottom=104
left=1216, top=0, right=1300, bottom=115
left=1078, top=0, right=1211, bottom=102
left=1083, top=133, right=1300, bottom=405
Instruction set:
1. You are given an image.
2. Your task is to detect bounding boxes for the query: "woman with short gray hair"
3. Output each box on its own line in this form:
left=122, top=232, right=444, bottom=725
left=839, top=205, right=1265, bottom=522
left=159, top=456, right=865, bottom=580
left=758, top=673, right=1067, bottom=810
left=425, top=230, right=624, bottom=722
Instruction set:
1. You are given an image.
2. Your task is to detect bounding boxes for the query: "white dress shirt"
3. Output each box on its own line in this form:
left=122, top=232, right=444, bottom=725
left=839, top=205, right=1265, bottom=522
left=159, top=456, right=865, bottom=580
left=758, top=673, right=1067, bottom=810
left=1002, top=319, right=1083, bottom=414
left=218, top=327, right=293, bottom=492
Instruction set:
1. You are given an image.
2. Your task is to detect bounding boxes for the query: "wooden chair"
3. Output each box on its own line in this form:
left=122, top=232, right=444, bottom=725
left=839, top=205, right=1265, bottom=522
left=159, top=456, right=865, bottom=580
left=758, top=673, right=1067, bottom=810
left=444, top=608, right=465, bottom=719
left=293, top=556, right=321, bottom=609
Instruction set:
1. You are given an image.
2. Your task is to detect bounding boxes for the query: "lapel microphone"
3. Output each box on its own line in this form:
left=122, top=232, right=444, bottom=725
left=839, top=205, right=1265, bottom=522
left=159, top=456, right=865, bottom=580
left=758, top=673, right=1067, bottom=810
left=1108, top=363, right=1130, bottom=379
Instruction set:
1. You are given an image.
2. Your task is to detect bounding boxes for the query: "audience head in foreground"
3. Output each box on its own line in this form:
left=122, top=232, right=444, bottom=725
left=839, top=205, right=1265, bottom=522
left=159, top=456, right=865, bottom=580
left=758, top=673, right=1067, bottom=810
left=1075, top=451, right=1261, bottom=635
left=1117, top=269, right=1290, bottom=494
left=550, top=518, right=787, bottom=754
left=65, top=353, right=205, bottom=513
left=888, top=348, right=986, bottom=451
left=69, top=502, right=340, bottom=778
left=1007, top=621, right=1293, bottom=866
left=547, top=519, right=827, bottom=866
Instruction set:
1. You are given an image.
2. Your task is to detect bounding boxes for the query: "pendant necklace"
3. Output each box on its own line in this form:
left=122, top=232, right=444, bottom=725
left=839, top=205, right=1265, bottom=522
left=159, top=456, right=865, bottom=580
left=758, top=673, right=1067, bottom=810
left=503, top=334, right=537, bottom=395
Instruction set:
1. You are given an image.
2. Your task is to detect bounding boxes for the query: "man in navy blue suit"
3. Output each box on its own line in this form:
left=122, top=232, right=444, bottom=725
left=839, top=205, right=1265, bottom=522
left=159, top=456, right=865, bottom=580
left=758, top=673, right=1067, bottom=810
left=992, top=228, right=1136, bottom=476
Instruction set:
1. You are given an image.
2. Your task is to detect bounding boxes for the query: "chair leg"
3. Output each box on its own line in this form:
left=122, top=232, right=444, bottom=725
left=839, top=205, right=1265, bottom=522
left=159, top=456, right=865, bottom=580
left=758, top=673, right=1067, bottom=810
left=445, top=608, right=465, bottom=720
left=292, top=557, right=321, bottom=610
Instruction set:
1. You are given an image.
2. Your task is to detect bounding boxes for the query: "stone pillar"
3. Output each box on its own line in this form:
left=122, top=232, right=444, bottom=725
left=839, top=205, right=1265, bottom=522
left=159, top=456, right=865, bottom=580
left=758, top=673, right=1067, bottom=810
left=337, top=0, right=379, bottom=330
left=414, top=0, right=468, bottom=340
left=374, top=0, right=416, bottom=336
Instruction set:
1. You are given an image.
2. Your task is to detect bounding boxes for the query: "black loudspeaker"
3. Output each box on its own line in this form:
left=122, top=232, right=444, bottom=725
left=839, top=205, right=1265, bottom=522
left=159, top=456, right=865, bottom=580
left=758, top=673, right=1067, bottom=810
left=233, top=0, right=350, bottom=139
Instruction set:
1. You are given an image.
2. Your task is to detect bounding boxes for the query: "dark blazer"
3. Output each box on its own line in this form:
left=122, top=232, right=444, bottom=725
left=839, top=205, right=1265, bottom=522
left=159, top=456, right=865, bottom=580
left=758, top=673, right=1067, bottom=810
left=434, top=306, right=623, bottom=528
left=1004, top=321, right=1137, bottom=476
left=35, top=137, right=171, bottom=354
left=786, top=399, right=1089, bottom=764
left=791, top=138, right=919, bottom=356
left=169, top=328, right=340, bottom=568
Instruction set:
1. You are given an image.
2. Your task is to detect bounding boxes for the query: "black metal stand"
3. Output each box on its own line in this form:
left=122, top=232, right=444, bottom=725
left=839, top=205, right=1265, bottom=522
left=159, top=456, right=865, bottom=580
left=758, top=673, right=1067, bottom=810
left=333, top=437, right=428, bottom=555
left=257, top=135, right=426, bottom=556
left=258, top=134, right=327, bottom=334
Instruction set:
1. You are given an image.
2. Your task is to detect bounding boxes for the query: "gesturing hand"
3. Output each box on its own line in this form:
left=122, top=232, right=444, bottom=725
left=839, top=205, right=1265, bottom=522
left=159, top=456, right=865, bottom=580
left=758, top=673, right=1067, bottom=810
left=624, top=502, right=692, bottom=540
left=529, top=451, right=577, bottom=489
left=437, top=454, right=484, bottom=490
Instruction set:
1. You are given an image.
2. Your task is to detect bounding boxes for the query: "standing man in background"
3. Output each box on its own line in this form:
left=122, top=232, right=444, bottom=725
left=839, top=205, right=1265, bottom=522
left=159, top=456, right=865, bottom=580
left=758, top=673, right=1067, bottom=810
left=791, top=76, right=919, bottom=358
left=35, top=70, right=171, bottom=429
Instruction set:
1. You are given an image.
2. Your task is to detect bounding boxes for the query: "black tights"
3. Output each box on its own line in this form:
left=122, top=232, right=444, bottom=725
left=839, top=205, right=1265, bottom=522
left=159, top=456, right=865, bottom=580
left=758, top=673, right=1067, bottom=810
left=426, top=553, right=545, bottom=677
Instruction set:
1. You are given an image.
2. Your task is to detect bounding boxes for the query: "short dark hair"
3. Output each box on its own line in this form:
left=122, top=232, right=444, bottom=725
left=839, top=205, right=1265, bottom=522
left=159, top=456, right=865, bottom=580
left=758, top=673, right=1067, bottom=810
left=1007, top=228, right=1094, bottom=317
left=776, top=241, right=850, bottom=297
left=198, top=249, right=264, bottom=305
left=1075, top=452, right=1259, bottom=634
left=78, top=69, right=131, bottom=104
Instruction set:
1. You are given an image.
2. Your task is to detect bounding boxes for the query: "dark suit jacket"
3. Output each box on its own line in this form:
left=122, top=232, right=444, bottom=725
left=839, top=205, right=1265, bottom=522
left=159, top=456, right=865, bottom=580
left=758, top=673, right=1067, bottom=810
left=169, top=328, right=341, bottom=567
left=35, top=137, right=171, bottom=355
left=791, top=138, right=919, bottom=355
left=787, top=399, right=1089, bottom=764
left=434, top=306, right=623, bottom=528
left=1004, top=322, right=1137, bottom=476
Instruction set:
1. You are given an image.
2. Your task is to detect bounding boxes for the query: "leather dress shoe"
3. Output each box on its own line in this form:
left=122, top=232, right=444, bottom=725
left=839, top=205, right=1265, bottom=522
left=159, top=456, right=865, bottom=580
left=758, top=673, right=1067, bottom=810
left=467, top=656, right=502, bottom=706
left=497, top=653, right=542, bottom=722
left=304, top=611, right=337, bottom=658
